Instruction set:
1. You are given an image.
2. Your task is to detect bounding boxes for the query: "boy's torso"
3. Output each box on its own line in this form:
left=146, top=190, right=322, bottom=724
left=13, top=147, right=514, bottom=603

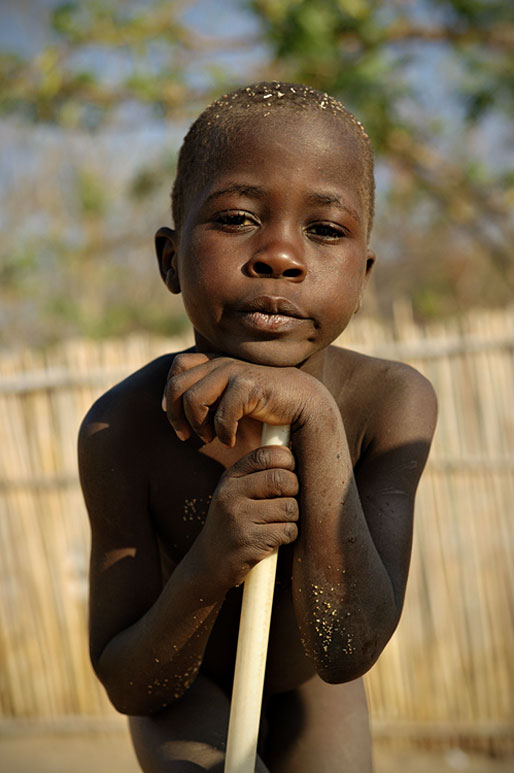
left=105, top=344, right=394, bottom=696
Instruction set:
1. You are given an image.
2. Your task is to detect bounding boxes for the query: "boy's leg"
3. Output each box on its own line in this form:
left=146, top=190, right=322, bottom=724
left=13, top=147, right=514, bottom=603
left=128, top=672, right=269, bottom=772
left=264, top=675, right=373, bottom=773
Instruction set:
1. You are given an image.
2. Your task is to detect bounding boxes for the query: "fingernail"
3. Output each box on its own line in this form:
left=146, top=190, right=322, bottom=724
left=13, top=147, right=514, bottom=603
left=161, top=396, right=167, bottom=412
left=175, top=429, right=187, bottom=441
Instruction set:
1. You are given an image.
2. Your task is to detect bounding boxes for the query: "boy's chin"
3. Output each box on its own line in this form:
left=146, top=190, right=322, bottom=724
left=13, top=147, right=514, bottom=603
left=230, top=342, right=320, bottom=368
left=194, top=335, right=316, bottom=368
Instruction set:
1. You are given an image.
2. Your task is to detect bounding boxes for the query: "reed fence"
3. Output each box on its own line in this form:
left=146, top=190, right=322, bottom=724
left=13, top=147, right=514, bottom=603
left=1, top=304, right=513, bottom=751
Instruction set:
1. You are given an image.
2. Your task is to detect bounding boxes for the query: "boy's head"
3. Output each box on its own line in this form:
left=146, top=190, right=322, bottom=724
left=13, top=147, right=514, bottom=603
left=157, top=81, right=376, bottom=368
left=171, top=81, right=375, bottom=241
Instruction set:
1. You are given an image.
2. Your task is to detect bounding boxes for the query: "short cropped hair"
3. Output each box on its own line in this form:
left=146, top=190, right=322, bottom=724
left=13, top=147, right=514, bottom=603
left=171, top=81, right=375, bottom=237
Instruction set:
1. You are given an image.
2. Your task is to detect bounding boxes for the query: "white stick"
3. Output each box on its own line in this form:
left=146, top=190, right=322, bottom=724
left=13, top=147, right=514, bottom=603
left=224, top=424, right=291, bottom=773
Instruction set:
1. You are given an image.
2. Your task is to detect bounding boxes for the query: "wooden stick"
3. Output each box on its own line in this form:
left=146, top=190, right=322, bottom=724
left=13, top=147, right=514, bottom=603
left=224, top=424, right=291, bottom=773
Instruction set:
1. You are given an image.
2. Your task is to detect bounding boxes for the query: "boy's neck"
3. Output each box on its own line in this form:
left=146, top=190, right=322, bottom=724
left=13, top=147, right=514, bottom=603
left=297, top=347, right=330, bottom=382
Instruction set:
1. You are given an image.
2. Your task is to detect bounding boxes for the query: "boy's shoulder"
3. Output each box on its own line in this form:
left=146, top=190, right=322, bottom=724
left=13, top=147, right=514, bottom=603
left=79, top=351, right=181, bottom=453
left=327, top=343, right=434, bottom=399
left=78, top=352, right=188, bottom=508
left=325, top=344, right=437, bottom=444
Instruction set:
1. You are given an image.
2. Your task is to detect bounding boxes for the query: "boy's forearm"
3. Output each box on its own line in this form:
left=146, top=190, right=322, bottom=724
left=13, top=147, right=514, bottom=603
left=291, top=399, right=398, bottom=683
left=93, top=544, right=225, bottom=715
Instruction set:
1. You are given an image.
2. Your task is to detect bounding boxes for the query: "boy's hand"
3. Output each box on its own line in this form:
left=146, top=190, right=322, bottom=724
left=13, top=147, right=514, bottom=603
left=162, top=352, right=320, bottom=447
left=193, top=444, right=299, bottom=588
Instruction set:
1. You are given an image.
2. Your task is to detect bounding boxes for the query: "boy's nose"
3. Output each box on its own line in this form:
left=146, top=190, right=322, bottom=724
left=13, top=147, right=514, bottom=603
left=245, top=243, right=306, bottom=281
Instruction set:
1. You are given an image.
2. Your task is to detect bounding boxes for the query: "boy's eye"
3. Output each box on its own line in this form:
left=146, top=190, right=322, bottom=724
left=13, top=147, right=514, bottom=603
left=213, top=210, right=258, bottom=229
left=307, top=222, right=347, bottom=240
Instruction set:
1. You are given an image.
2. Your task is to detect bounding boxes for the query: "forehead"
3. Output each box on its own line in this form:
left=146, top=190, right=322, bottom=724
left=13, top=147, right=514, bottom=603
left=203, top=111, right=366, bottom=206
left=221, top=110, right=361, bottom=173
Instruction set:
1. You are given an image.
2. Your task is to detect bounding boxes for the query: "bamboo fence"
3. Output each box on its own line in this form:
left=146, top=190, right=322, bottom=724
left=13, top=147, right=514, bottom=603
left=0, top=304, right=513, bottom=751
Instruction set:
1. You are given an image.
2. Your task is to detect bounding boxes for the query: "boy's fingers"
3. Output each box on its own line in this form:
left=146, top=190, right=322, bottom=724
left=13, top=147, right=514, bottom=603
left=233, top=468, right=299, bottom=501
left=213, top=378, right=265, bottom=446
left=212, top=373, right=296, bottom=445
left=273, top=521, right=298, bottom=545
left=162, top=360, right=222, bottom=440
left=250, top=522, right=299, bottom=554
left=236, top=519, right=299, bottom=567
left=181, top=367, right=238, bottom=443
left=163, top=379, right=189, bottom=440
left=163, top=354, right=215, bottom=411
left=250, top=497, right=299, bottom=524
left=162, top=359, right=233, bottom=441
left=227, top=445, right=295, bottom=478
left=168, top=352, right=213, bottom=377
left=164, top=358, right=281, bottom=446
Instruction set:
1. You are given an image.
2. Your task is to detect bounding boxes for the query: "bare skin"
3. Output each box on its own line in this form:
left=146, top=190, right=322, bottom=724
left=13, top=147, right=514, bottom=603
left=79, top=112, right=437, bottom=771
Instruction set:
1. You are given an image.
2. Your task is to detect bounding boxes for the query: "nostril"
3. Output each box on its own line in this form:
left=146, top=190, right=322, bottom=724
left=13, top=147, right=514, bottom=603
left=254, top=261, right=273, bottom=275
left=283, top=268, right=302, bottom=277
left=248, top=259, right=305, bottom=279
left=253, top=262, right=303, bottom=278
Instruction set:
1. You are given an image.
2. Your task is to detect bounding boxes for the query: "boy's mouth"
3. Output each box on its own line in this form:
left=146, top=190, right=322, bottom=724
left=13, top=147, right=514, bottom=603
left=237, top=295, right=306, bottom=318
left=235, top=295, right=308, bottom=333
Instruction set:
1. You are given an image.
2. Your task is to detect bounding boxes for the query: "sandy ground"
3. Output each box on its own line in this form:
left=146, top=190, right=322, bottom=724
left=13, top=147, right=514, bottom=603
left=1, top=729, right=513, bottom=773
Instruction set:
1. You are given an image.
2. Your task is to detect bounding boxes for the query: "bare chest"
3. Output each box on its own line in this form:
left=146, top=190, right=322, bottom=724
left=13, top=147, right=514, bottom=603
left=149, top=406, right=363, bottom=567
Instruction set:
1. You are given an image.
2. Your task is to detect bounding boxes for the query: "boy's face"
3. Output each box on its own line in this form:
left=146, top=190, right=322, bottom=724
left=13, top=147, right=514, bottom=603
left=159, top=111, right=375, bottom=369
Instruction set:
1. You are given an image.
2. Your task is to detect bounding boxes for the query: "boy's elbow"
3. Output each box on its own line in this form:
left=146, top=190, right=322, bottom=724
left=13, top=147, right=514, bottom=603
left=91, top=655, right=151, bottom=716
left=102, top=678, right=181, bottom=717
left=102, top=681, right=143, bottom=716
left=317, top=650, right=379, bottom=684
left=315, top=629, right=393, bottom=684
left=92, top=654, right=188, bottom=716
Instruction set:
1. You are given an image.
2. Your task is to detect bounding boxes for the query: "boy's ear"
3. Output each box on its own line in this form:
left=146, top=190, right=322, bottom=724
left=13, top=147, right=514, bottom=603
left=155, top=226, right=180, bottom=294
left=354, top=248, right=376, bottom=315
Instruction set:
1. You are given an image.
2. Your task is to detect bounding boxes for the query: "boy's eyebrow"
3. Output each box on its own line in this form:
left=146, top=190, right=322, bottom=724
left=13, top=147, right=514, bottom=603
left=306, top=192, right=361, bottom=224
left=204, top=184, right=361, bottom=224
left=205, top=184, right=265, bottom=204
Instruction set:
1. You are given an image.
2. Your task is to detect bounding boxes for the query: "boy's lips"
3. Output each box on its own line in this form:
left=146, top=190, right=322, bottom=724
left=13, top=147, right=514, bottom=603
left=234, top=295, right=310, bottom=333
left=237, top=295, right=307, bottom=318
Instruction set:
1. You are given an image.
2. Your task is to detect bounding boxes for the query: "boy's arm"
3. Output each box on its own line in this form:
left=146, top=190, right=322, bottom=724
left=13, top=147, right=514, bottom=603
left=79, top=393, right=224, bottom=716
left=163, top=353, right=437, bottom=684
left=79, top=376, right=299, bottom=715
left=291, top=363, right=437, bottom=682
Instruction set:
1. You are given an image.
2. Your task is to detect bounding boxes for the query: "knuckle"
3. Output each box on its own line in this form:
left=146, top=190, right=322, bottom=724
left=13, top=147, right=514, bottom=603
left=168, top=354, right=185, bottom=377
left=264, top=446, right=294, bottom=470
left=165, top=376, right=181, bottom=401
left=233, top=370, right=252, bottom=389
left=254, top=446, right=271, bottom=469
left=213, top=484, right=229, bottom=511
left=170, top=354, right=189, bottom=374
left=182, top=388, right=202, bottom=418
left=216, top=474, right=233, bottom=499
left=283, top=498, right=299, bottom=520
left=267, top=468, right=284, bottom=494
left=252, top=530, right=276, bottom=555
left=283, top=523, right=298, bottom=542
left=213, top=409, right=231, bottom=433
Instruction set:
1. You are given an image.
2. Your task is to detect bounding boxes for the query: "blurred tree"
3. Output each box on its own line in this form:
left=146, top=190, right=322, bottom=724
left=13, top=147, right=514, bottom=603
left=0, top=0, right=512, bottom=346
left=251, top=0, right=514, bottom=316
left=0, top=0, right=252, bottom=126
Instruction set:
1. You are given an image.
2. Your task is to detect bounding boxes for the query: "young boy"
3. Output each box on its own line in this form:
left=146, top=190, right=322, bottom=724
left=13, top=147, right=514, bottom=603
left=79, top=82, right=437, bottom=772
